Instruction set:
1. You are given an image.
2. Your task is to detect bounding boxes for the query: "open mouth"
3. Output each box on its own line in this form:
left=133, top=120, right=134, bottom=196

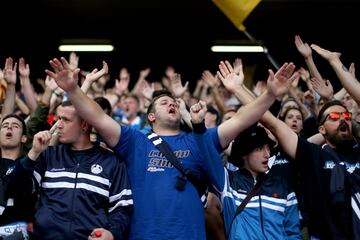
left=168, top=108, right=176, bottom=114
left=5, top=132, right=12, bottom=138
left=338, top=123, right=349, bottom=133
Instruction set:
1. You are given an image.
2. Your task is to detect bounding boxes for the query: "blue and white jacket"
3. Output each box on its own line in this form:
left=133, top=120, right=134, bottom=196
left=23, top=144, right=133, bottom=240
left=193, top=128, right=301, bottom=240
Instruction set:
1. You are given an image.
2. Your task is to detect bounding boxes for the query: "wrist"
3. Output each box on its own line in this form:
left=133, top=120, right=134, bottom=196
left=191, top=121, right=206, bottom=134
left=19, top=76, right=30, bottom=82
left=28, top=149, right=41, bottom=161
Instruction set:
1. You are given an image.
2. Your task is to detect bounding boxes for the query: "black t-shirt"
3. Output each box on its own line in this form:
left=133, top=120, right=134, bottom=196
left=296, top=137, right=360, bottom=240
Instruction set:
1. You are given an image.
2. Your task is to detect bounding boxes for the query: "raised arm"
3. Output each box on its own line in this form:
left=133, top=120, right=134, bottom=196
left=18, top=57, right=37, bottom=113
left=80, top=61, right=108, bottom=94
left=216, top=60, right=296, bottom=148
left=1, top=57, right=17, bottom=117
left=218, top=60, right=299, bottom=158
left=311, top=44, right=360, bottom=105
left=201, top=70, right=226, bottom=114
left=294, top=35, right=324, bottom=82
left=45, top=57, right=121, bottom=147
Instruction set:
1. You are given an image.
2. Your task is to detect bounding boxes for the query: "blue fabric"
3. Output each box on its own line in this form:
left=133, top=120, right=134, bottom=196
left=30, top=145, right=133, bottom=240
left=193, top=130, right=301, bottom=240
left=114, top=126, right=221, bottom=240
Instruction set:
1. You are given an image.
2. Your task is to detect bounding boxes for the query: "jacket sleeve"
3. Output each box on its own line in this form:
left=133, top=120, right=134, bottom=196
left=21, top=151, right=47, bottom=192
left=284, top=191, right=302, bottom=240
left=108, top=160, right=133, bottom=240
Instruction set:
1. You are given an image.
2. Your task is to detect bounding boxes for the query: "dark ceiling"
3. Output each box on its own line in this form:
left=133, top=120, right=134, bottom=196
left=1, top=0, right=360, bottom=91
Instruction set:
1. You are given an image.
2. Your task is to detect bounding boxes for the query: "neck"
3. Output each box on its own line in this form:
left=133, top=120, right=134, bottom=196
left=325, top=140, right=336, bottom=149
left=1, top=147, right=21, bottom=160
left=70, top=135, right=94, bottom=151
left=152, top=125, right=180, bottom=136
left=127, top=114, right=137, bottom=123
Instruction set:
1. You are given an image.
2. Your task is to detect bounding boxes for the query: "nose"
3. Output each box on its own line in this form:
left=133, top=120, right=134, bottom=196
left=263, top=146, right=271, bottom=158
left=57, top=120, right=63, bottom=128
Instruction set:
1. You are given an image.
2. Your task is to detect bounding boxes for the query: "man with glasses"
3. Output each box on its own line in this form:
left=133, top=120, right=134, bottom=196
left=259, top=99, right=360, bottom=240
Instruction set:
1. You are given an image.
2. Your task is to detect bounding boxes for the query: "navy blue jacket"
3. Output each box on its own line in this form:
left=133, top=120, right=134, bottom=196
left=23, top=144, right=133, bottom=240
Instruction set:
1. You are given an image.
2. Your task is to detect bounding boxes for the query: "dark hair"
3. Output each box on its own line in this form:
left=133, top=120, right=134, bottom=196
left=207, top=105, right=221, bottom=126
left=94, top=97, right=112, bottom=116
left=317, top=100, right=347, bottom=125
left=61, top=100, right=73, bottom=107
left=146, top=90, right=174, bottom=116
left=280, top=97, right=300, bottom=111
left=126, top=93, right=140, bottom=105
left=1, top=114, right=27, bottom=136
left=278, top=106, right=304, bottom=122
left=230, top=124, right=275, bottom=161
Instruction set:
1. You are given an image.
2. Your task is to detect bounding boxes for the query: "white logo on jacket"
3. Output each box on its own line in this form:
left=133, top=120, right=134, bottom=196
left=6, top=167, right=15, bottom=175
left=91, top=164, right=103, bottom=174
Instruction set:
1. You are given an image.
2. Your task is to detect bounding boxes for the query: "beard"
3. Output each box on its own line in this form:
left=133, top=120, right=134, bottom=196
left=325, top=121, right=354, bottom=150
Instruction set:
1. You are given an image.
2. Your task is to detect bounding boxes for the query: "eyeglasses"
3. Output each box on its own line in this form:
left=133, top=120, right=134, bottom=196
left=320, top=111, right=352, bottom=124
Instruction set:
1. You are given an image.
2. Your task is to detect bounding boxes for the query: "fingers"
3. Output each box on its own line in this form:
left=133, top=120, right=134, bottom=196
left=102, top=61, right=108, bottom=73
left=35, top=130, right=52, bottom=146
left=45, top=69, right=56, bottom=79
left=60, top=57, right=70, bottom=69
left=190, top=100, right=207, bottom=113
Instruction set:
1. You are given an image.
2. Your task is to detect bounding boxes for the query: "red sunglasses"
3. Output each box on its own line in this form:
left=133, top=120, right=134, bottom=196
left=320, top=111, right=352, bottom=124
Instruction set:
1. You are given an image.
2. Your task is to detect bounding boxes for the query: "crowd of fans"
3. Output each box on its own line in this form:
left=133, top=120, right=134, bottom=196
left=1, top=35, right=360, bottom=240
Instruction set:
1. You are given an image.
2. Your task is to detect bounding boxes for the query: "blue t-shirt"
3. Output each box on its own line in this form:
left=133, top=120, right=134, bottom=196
left=114, top=125, right=221, bottom=240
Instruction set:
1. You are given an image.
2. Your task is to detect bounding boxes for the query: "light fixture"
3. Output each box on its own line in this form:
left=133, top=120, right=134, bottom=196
left=59, top=45, right=114, bottom=52
left=58, top=39, right=114, bottom=52
left=211, top=45, right=264, bottom=53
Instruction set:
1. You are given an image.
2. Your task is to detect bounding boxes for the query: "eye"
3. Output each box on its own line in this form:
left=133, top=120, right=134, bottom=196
left=343, top=112, right=352, bottom=120
left=328, top=112, right=340, bottom=120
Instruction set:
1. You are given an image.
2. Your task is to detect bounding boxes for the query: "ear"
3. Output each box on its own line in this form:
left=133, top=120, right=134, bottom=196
left=318, top=124, right=326, bottom=135
left=148, top=113, right=156, bottom=123
left=81, top=120, right=91, bottom=132
left=21, top=135, right=27, bottom=144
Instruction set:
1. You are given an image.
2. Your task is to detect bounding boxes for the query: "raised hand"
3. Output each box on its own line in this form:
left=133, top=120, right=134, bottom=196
left=139, top=80, right=154, bottom=101
left=201, top=70, right=218, bottom=88
left=310, top=44, right=341, bottom=62
left=233, top=58, right=244, bottom=75
left=267, top=62, right=297, bottom=98
left=0, top=68, right=4, bottom=80
left=3, top=57, right=17, bottom=85
left=170, top=73, right=188, bottom=98
left=190, top=100, right=207, bottom=124
left=45, top=57, right=80, bottom=93
left=165, top=65, right=175, bottom=79
left=294, top=35, right=312, bottom=59
left=139, top=68, right=151, bottom=79
left=18, top=57, right=30, bottom=79
left=310, top=77, right=334, bottom=100
left=217, top=60, right=244, bottom=93
left=290, top=71, right=301, bottom=88
left=45, top=75, right=59, bottom=92
left=69, top=52, right=79, bottom=70
left=85, top=61, right=109, bottom=84
left=349, top=63, right=356, bottom=78
left=115, top=74, right=130, bottom=95
left=28, top=130, right=52, bottom=160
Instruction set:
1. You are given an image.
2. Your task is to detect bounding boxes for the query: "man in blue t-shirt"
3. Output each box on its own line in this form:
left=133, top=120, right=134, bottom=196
left=45, top=57, right=296, bottom=239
